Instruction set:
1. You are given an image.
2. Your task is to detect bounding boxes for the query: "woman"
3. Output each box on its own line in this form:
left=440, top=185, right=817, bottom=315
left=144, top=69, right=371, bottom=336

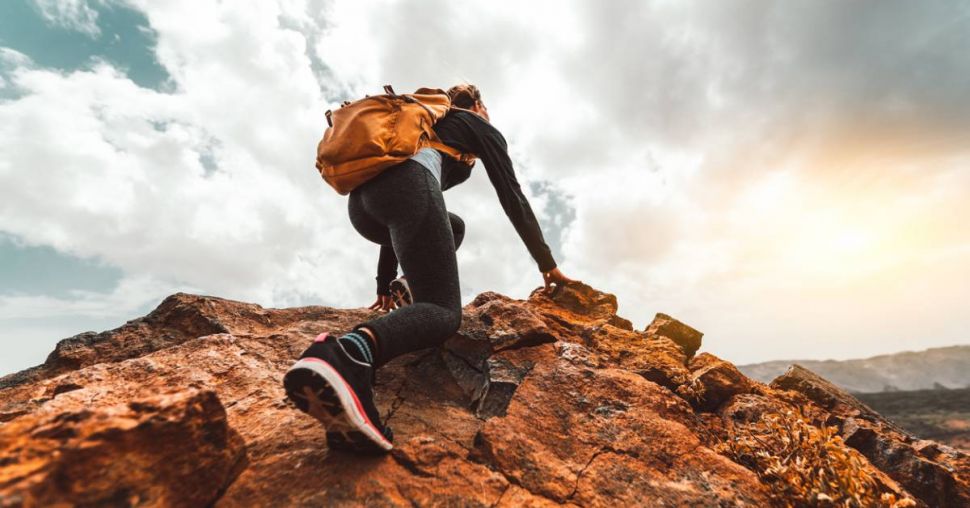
left=283, top=84, right=575, bottom=454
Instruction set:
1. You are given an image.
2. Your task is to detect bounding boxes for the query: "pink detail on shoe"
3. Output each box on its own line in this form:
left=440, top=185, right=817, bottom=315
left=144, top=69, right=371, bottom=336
left=300, top=356, right=391, bottom=448
left=314, top=332, right=331, bottom=343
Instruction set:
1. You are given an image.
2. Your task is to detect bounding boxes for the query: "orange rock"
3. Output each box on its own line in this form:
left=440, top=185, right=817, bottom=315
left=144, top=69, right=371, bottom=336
left=687, top=352, right=755, bottom=412
left=719, top=392, right=917, bottom=505
left=644, top=312, right=704, bottom=358
left=772, top=365, right=970, bottom=507
left=526, top=281, right=634, bottom=330
left=0, top=389, right=244, bottom=507
left=475, top=359, right=771, bottom=505
left=0, top=283, right=962, bottom=506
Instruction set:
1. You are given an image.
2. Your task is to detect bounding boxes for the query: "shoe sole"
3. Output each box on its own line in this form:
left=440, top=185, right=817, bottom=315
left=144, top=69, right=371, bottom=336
left=284, top=358, right=393, bottom=453
left=389, top=279, right=412, bottom=307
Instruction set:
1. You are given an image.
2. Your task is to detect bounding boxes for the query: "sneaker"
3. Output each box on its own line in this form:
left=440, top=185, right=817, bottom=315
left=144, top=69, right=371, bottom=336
left=389, top=276, right=412, bottom=308
left=283, top=332, right=394, bottom=453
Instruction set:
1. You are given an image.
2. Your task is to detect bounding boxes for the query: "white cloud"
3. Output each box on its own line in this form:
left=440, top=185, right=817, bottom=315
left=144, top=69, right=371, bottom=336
left=477, top=0, right=970, bottom=362
left=0, top=274, right=179, bottom=320
left=1, top=2, right=360, bottom=314
left=2, top=0, right=970, bottom=376
left=0, top=48, right=32, bottom=68
left=33, top=0, right=102, bottom=36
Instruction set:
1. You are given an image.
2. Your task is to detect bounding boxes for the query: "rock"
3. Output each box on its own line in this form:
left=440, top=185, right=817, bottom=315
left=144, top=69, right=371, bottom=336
left=474, top=359, right=771, bottom=505
left=554, top=325, right=694, bottom=395
left=441, top=294, right=555, bottom=418
left=771, top=364, right=885, bottom=422
left=644, top=312, right=704, bottom=357
left=439, top=337, right=540, bottom=419
left=527, top=281, right=634, bottom=330
left=0, top=389, right=245, bottom=507
left=719, top=393, right=916, bottom=505
left=0, top=293, right=375, bottom=391
left=687, top=353, right=755, bottom=412
left=528, top=281, right=618, bottom=319
left=462, top=292, right=556, bottom=351
left=772, top=364, right=970, bottom=507
left=476, top=351, right=537, bottom=419
left=0, top=283, right=962, bottom=506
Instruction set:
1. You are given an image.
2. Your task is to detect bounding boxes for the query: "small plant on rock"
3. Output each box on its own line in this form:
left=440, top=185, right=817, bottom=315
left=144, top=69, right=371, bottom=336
left=717, top=407, right=916, bottom=508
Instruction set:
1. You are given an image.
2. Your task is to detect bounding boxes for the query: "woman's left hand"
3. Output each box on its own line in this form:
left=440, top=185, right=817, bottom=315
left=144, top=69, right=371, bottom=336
left=368, top=294, right=396, bottom=312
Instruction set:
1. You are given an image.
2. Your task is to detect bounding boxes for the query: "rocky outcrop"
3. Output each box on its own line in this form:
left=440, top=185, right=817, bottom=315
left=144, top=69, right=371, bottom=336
left=0, top=390, right=244, bottom=507
left=687, top=353, right=756, bottom=412
left=772, top=365, right=970, bottom=508
left=0, top=281, right=964, bottom=506
left=644, top=312, right=704, bottom=358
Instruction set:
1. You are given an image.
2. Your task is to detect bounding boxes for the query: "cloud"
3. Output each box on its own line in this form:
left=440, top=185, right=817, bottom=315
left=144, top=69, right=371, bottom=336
left=32, top=0, right=102, bottom=36
left=324, top=0, right=970, bottom=363
left=0, top=274, right=177, bottom=320
left=2, top=0, right=969, bottom=376
left=0, top=273, right=170, bottom=374
left=0, top=48, right=32, bottom=68
left=0, top=1, right=362, bottom=312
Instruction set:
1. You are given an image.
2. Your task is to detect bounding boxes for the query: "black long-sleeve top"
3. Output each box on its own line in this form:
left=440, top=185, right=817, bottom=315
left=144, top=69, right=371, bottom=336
left=375, top=109, right=557, bottom=295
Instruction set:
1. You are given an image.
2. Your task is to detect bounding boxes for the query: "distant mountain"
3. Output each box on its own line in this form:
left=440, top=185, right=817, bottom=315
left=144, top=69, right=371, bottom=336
left=739, top=345, right=970, bottom=393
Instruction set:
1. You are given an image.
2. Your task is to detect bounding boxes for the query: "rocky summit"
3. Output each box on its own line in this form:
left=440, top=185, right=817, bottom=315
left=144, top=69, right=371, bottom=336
left=1, top=282, right=967, bottom=507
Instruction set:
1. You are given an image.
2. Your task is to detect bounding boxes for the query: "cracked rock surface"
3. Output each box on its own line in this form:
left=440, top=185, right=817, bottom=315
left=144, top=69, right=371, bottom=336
left=0, top=281, right=966, bottom=506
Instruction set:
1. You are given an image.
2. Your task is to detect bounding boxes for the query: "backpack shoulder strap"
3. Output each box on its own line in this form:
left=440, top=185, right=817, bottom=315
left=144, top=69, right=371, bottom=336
left=425, top=107, right=476, bottom=165
left=395, top=85, right=477, bottom=165
left=427, top=139, right=476, bottom=166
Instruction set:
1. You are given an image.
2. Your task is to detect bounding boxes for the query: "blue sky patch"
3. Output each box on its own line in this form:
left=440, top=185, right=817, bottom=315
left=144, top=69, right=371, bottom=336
left=529, top=180, right=576, bottom=263
left=0, top=0, right=169, bottom=90
left=0, top=234, right=123, bottom=298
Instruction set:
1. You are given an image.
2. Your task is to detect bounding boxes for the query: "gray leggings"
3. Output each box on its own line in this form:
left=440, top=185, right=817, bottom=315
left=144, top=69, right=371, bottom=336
left=348, top=159, right=464, bottom=367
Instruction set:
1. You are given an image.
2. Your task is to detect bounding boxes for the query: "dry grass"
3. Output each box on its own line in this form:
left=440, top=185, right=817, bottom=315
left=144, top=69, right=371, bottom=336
left=717, top=408, right=916, bottom=508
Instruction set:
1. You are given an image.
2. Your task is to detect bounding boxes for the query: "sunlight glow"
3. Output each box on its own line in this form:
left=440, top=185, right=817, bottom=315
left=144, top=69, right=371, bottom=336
left=727, top=169, right=918, bottom=285
left=832, top=229, right=872, bottom=254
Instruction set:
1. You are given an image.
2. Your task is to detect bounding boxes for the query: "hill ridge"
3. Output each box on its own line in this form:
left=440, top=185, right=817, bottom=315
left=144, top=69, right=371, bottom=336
left=740, top=345, right=970, bottom=393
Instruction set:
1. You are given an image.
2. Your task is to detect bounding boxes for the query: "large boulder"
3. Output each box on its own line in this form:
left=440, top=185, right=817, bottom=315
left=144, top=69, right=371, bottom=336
left=0, top=390, right=245, bottom=507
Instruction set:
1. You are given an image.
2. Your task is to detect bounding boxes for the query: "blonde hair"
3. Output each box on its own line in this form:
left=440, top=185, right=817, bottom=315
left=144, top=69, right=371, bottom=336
left=446, top=83, right=482, bottom=109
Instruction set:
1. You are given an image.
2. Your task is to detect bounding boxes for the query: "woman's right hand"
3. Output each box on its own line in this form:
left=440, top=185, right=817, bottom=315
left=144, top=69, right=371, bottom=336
left=542, top=267, right=576, bottom=294
left=368, top=294, right=396, bottom=312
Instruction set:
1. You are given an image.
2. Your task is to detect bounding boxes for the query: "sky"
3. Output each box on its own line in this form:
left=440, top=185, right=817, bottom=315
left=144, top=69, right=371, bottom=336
left=1, top=0, right=968, bottom=376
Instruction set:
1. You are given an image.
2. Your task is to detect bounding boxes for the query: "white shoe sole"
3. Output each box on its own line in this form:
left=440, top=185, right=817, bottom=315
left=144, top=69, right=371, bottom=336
left=389, top=278, right=412, bottom=307
left=284, top=358, right=393, bottom=452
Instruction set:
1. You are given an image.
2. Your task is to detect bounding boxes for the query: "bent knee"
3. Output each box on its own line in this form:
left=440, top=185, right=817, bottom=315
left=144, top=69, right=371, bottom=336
left=449, top=214, right=465, bottom=248
left=445, top=306, right=462, bottom=336
left=432, top=304, right=461, bottom=339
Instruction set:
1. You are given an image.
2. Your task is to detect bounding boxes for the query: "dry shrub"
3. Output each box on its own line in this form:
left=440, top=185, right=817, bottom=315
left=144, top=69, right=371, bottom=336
left=716, top=408, right=916, bottom=508
left=675, top=375, right=705, bottom=403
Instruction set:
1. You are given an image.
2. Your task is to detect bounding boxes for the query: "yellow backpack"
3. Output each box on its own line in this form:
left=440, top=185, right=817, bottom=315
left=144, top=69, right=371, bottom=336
left=315, top=85, right=476, bottom=195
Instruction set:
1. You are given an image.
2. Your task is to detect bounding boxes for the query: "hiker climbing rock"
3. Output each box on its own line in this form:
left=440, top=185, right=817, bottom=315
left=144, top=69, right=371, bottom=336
left=283, top=84, right=575, bottom=453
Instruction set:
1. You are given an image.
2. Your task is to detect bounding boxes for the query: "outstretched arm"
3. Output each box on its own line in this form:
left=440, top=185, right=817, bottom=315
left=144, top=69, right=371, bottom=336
left=447, top=113, right=557, bottom=272
left=480, top=141, right=556, bottom=271
left=376, top=244, right=398, bottom=296
left=368, top=245, right=399, bottom=312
